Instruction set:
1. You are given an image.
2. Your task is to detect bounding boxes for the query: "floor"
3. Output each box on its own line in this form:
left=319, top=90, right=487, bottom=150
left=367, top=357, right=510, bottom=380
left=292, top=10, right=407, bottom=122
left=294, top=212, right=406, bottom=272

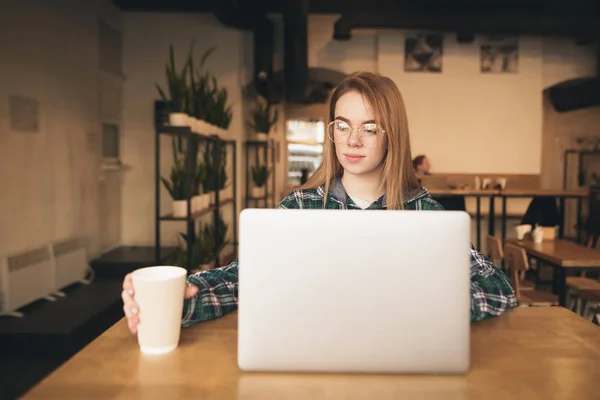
left=0, top=356, right=65, bottom=400
left=0, top=278, right=124, bottom=399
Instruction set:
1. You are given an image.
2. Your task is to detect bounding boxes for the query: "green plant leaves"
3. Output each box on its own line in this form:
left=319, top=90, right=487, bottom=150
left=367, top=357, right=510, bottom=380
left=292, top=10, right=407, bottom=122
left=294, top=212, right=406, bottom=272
left=251, top=164, right=272, bottom=187
left=248, top=95, right=278, bottom=133
left=156, top=43, right=233, bottom=130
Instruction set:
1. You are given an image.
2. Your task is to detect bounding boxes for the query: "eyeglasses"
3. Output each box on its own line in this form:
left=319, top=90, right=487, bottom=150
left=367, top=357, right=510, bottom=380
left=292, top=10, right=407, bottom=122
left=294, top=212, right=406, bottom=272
left=327, top=120, right=384, bottom=148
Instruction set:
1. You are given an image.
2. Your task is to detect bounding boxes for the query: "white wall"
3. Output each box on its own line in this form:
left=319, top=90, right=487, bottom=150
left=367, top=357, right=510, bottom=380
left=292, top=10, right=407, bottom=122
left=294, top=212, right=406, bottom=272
left=121, top=13, right=247, bottom=247
left=380, top=33, right=544, bottom=174
left=303, top=16, right=598, bottom=179
left=0, top=0, right=121, bottom=257
left=306, top=16, right=545, bottom=174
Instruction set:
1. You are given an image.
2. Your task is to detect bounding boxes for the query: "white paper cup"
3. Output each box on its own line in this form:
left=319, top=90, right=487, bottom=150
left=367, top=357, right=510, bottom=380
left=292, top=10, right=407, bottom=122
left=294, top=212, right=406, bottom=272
left=132, top=266, right=187, bottom=355
left=515, top=224, right=532, bottom=240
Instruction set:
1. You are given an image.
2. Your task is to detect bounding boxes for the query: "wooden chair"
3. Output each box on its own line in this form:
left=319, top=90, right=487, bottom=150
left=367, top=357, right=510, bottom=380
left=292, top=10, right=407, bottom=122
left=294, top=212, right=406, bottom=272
left=487, top=236, right=534, bottom=290
left=565, top=236, right=600, bottom=314
left=578, top=289, right=600, bottom=324
left=503, top=243, right=559, bottom=307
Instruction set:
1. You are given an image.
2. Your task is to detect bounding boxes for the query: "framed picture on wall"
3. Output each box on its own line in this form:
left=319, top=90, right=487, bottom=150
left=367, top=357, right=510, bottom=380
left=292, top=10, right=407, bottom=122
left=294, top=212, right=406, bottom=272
left=480, top=35, right=519, bottom=73
left=404, top=32, right=443, bottom=73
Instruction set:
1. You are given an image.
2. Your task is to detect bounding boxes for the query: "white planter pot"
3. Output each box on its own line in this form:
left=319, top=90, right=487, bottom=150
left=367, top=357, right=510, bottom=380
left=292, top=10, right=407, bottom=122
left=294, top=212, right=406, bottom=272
left=188, top=117, right=198, bottom=133
left=200, top=193, right=211, bottom=209
left=251, top=186, right=265, bottom=198
left=169, top=113, right=189, bottom=126
left=219, top=189, right=227, bottom=201
left=255, top=132, right=268, bottom=141
left=203, top=123, right=217, bottom=136
left=192, top=195, right=202, bottom=212
left=196, top=119, right=210, bottom=134
left=210, top=191, right=216, bottom=205
left=172, top=200, right=188, bottom=217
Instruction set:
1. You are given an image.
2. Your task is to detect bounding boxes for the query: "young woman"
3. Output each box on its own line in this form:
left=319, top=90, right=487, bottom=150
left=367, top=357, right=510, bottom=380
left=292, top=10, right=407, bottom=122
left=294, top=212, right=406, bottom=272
left=122, top=71, right=517, bottom=333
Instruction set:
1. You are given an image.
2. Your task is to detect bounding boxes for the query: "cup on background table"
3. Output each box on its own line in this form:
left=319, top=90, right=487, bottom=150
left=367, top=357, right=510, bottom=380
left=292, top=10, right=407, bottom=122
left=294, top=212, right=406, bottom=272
left=482, top=178, right=491, bottom=190
left=131, top=266, right=187, bottom=355
left=496, top=178, right=507, bottom=190
left=533, top=226, right=544, bottom=244
left=515, top=224, right=532, bottom=240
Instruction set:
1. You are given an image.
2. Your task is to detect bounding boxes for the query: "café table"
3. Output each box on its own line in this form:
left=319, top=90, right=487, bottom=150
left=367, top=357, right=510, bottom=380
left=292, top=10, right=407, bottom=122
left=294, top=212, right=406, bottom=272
left=505, top=238, right=600, bottom=306
left=23, top=307, right=600, bottom=399
left=498, top=188, right=588, bottom=242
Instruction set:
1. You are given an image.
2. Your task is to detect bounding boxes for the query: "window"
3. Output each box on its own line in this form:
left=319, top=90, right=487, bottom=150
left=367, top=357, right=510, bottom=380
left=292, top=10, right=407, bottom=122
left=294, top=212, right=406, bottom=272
left=98, top=21, right=123, bottom=77
left=102, top=123, right=120, bottom=161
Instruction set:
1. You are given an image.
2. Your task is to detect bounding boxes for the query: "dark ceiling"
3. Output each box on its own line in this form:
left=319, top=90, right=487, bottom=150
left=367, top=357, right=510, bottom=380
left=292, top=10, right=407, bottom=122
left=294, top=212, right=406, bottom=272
left=112, top=0, right=600, bottom=38
left=113, top=0, right=600, bottom=107
left=113, top=0, right=600, bottom=15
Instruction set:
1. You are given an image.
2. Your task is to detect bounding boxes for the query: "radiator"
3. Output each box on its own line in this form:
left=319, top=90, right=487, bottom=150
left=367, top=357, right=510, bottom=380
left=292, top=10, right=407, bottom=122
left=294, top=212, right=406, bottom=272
left=0, top=246, right=57, bottom=317
left=52, top=238, right=90, bottom=291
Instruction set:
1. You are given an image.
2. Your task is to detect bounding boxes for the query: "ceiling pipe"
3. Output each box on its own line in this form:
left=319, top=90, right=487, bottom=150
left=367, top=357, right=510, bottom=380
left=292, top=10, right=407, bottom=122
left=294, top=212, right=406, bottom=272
left=333, top=12, right=600, bottom=41
left=283, top=0, right=309, bottom=103
left=213, top=4, right=274, bottom=99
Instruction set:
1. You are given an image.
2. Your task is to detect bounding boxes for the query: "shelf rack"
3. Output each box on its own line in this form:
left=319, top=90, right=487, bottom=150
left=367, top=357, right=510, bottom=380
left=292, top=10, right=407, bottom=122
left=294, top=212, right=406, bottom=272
left=245, top=139, right=276, bottom=208
left=154, top=125, right=237, bottom=271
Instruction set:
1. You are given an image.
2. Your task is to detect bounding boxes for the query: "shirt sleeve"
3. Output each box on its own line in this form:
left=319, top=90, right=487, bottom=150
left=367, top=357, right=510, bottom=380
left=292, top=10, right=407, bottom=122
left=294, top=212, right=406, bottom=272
left=181, top=260, right=240, bottom=327
left=468, top=244, right=518, bottom=322
left=181, top=191, right=302, bottom=327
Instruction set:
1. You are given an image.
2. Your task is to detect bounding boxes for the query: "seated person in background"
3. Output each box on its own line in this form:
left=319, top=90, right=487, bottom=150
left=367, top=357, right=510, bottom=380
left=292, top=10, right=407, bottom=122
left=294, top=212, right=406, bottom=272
left=413, top=154, right=431, bottom=179
left=122, top=71, right=517, bottom=333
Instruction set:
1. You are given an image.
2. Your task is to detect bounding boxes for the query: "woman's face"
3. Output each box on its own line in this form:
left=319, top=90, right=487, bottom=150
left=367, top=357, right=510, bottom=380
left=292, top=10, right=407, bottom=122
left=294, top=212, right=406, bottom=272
left=418, top=158, right=430, bottom=173
left=332, top=91, right=387, bottom=177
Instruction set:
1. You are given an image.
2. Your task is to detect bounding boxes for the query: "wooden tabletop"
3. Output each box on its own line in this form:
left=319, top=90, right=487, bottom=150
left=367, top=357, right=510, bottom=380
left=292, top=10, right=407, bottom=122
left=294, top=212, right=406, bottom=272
left=426, top=188, right=497, bottom=196
left=426, top=188, right=589, bottom=198
left=498, top=188, right=589, bottom=197
left=24, top=307, right=600, bottom=399
left=505, top=238, right=600, bottom=268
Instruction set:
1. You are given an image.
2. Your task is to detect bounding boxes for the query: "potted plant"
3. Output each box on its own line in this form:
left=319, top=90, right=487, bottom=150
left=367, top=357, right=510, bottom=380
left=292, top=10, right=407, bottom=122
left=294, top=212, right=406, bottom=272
left=212, top=86, right=233, bottom=138
left=205, top=213, right=230, bottom=265
left=248, top=95, right=278, bottom=141
left=175, top=222, right=215, bottom=272
left=190, top=46, right=218, bottom=134
left=155, top=44, right=191, bottom=127
left=251, top=164, right=271, bottom=198
left=161, top=148, right=189, bottom=217
left=192, top=162, right=208, bottom=212
left=214, top=144, right=231, bottom=200
left=202, top=142, right=218, bottom=205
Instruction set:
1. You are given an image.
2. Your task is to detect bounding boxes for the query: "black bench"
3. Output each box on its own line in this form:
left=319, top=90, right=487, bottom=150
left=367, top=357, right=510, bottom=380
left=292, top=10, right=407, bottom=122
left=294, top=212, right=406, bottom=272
left=90, top=246, right=178, bottom=279
left=0, top=278, right=123, bottom=357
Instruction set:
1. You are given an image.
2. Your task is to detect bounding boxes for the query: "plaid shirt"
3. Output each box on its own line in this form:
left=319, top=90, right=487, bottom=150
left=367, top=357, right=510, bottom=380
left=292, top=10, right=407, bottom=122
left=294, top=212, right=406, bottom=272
left=182, top=179, right=517, bottom=327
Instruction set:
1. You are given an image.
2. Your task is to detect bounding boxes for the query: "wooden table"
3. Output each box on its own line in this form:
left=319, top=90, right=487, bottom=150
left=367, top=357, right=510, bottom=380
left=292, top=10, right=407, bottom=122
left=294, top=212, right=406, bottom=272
left=426, top=188, right=589, bottom=250
left=498, top=188, right=588, bottom=241
left=506, top=238, right=600, bottom=306
left=24, top=308, right=600, bottom=399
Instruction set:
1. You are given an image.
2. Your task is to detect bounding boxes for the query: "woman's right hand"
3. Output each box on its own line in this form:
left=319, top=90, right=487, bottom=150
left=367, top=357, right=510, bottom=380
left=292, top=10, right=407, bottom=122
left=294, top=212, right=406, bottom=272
left=122, top=273, right=199, bottom=335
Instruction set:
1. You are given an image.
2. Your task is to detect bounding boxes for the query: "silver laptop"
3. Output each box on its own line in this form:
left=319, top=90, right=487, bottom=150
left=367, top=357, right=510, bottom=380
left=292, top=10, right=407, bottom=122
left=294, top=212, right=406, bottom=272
left=237, top=208, right=471, bottom=374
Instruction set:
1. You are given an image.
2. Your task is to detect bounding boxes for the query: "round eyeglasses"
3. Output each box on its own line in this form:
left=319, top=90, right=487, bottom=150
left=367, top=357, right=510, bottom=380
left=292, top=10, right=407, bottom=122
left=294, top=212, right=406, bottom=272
left=327, top=120, right=384, bottom=148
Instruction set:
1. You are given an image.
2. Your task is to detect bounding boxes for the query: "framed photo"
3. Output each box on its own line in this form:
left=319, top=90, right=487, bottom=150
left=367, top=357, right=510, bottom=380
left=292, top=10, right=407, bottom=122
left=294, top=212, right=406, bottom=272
left=404, top=33, right=443, bottom=73
left=480, top=35, right=519, bottom=73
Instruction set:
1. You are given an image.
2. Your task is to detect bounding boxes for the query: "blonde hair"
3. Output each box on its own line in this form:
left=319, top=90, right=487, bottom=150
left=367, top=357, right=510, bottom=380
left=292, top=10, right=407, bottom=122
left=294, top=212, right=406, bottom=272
left=298, top=71, right=420, bottom=210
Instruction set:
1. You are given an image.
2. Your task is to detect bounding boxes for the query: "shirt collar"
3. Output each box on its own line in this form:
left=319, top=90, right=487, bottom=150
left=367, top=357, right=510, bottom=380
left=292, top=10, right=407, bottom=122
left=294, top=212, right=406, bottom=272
left=329, top=176, right=427, bottom=207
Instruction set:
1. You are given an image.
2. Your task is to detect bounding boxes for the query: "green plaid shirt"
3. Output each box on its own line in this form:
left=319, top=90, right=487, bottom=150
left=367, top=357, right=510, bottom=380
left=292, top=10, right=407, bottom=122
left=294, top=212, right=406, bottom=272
left=182, top=179, right=517, bottom=327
